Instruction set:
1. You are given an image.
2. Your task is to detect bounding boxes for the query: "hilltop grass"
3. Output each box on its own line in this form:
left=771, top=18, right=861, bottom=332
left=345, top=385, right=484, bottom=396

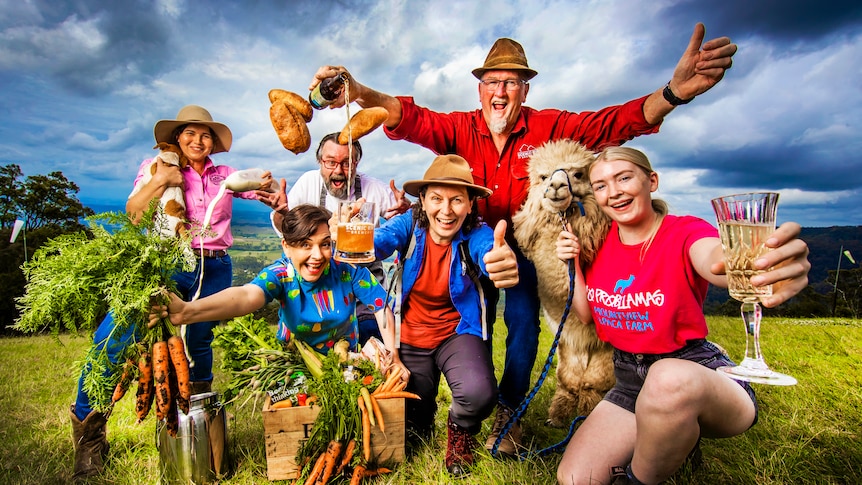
left=1, top=316, right=860, bottom=484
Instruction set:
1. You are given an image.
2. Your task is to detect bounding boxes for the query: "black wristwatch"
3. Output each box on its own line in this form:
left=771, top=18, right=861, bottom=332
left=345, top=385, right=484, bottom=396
left=662, top=82, right=693, bottom=106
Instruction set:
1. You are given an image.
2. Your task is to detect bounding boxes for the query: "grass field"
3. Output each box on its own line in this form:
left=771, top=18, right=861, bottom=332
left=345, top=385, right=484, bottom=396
left=1, top=316, right=860, bottom=484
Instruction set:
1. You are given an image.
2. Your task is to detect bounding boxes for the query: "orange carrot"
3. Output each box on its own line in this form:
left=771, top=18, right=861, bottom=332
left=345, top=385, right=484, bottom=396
left=349, top=465, right=366, bottom=485
left=373, top=391, right=420, bottom=400
left=112, top=358, right=136, bottom=404
left=271, top=399, right=293, bottom=410
left=167, top=335, right=191, bottom=410
left=358, top=396, right=371, bottom=462
left=360, top=387, right=375, bottom=427
left=317, top=439, right=343, bottom=484
left=373, top=366, right=402, bottom=395
left=135, top=349, right=154, bottom=423
left=334, top=439, right=356, bottom=477
left=391, top=380, right=408, bottom=393
left=362, top=467, right=391, bottom=478
left=369, top=395, right=385, bottom=433
left=303, top=452, right=327, bottom=485
left=152, top=340, right=171, bottom=421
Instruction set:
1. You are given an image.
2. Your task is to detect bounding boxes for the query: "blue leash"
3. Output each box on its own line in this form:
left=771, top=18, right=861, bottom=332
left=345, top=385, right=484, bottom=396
left=490, top=206, right=586, bottom=459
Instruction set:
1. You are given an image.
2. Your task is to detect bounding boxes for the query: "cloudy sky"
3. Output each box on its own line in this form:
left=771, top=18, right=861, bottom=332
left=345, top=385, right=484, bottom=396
left=1, top=0, right=860, bottom=227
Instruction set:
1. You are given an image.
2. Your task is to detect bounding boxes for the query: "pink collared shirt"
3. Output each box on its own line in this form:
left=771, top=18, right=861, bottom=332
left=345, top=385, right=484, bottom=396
left=132, top=157, right=257, bottom=251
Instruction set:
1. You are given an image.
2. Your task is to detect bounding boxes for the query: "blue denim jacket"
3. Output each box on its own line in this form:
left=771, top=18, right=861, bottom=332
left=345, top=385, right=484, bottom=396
left=374, top=209, right=494, bottom=340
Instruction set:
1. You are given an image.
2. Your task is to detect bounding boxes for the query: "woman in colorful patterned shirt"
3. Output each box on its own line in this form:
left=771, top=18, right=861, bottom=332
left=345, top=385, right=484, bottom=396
left=154, top=204, right=398, bottom=357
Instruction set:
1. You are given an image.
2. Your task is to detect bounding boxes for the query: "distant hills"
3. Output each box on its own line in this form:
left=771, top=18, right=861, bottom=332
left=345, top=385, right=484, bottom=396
left=83, top=201, right=861, bottom=287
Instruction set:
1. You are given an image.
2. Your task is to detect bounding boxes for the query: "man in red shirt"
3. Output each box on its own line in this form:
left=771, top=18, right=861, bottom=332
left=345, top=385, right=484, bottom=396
left=309, top=22, right=737, bottom=456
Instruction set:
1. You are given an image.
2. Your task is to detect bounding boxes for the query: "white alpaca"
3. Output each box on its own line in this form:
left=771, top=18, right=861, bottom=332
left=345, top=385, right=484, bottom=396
left=512, top=139, right=615, bottom=426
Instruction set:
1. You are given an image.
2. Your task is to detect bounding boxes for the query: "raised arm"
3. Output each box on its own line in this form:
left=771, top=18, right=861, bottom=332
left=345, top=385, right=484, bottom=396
left=642, top=22, right=738, bottom=124
left=310, top=66, right=404, bottom=129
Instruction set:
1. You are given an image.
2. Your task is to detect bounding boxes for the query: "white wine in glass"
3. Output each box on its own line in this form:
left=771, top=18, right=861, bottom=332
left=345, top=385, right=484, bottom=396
left=711, top=192, right=797, bottom=386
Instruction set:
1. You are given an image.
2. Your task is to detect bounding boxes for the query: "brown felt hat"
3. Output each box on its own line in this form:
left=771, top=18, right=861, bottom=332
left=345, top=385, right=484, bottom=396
left=153, top=105, right=233, bottom=154
left=472, top=38, right=538, bottom=80
left=403, top=155, right=492, bottom=198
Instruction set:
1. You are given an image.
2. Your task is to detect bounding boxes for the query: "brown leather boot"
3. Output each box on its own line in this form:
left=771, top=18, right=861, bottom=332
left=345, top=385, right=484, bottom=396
left=70, top=405, right=109, bottom=482
left=445, top=416, right=478, bottom=478
left=484, top=403, right=522, bottom=457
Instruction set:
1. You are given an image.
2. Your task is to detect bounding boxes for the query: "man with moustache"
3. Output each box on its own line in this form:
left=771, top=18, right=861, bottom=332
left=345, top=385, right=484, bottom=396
left=308, top=23, right=738, bottom=457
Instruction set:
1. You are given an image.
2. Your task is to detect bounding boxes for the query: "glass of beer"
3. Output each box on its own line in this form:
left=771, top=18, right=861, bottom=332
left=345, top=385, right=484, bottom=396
left=711, top=192, right=796, bottom=385
left=334, top=201, right=376, bottom=264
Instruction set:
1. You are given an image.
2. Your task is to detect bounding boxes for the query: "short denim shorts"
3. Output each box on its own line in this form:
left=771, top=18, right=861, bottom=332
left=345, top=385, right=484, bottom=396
left=603, top=339, right=758, bottom=427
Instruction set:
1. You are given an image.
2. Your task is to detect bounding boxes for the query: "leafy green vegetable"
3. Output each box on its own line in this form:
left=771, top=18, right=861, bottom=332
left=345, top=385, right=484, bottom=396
left=296, top=347, right=382, bottom=470
left=13, top=202, right=194, bottom=412
left=212, top=314, right=295, bottom=404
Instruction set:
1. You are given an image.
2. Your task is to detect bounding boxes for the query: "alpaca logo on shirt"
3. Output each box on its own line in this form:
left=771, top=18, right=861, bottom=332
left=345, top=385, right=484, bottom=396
left=614, top=274, right=635, bottom=293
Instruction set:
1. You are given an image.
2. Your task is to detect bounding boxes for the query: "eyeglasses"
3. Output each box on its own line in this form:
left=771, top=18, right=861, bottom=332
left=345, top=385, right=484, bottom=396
left=320, top=159, right=354, bottom=171
left=479, top=79, right=526, bottom=92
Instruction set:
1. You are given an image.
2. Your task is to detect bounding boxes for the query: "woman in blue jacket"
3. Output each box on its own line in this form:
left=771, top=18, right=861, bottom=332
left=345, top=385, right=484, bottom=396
left=371, top=154, right=519, bottom=477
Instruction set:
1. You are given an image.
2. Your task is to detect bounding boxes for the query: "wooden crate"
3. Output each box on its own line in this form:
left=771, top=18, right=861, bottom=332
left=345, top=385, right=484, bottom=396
left=261, top=397, right=405, bottom=481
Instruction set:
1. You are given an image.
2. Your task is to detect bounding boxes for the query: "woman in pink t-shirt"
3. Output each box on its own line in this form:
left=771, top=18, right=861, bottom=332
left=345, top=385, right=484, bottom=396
left=555, top=147, right=810, bottom=485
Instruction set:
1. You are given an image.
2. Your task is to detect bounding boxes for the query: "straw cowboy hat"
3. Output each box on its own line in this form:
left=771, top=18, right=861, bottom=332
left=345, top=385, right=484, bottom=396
left=403, top=155, right=493, bottom=199
left=153, top=105, right=233, bottom=154
left=472, top=37, right=538, bottom=80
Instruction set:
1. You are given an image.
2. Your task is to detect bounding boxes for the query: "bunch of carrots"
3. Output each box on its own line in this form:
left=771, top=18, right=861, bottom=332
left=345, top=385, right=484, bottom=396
left=111, top=322, right=192, bottom=437
left=293, top=343, right=419, bottom=485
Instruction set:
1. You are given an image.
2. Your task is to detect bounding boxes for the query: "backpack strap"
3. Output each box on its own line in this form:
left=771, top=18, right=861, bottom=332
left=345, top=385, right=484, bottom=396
left=385, top=221, right=416, bottom=348
left=457, top=242, right=489, bottom=340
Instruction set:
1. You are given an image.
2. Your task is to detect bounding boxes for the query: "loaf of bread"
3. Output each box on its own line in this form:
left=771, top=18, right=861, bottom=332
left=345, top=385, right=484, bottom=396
left=270, top=100, right=311, bottom=154
left=268, top=89, right=313, bottom=123
left=337, top=106, right=389, bottom=145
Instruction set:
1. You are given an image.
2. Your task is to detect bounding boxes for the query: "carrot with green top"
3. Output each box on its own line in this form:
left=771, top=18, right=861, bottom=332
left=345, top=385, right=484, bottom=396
left=333, top=439, right=356, bottom=477
left=135, top=349, right=154, bottom=422
left=316, top=439, right=343, bottom=484
left=358, top=396, right=371, bottom=462
left=167, top=335, right=191, bottom=410
left=152, top=340, right=171, bottom=421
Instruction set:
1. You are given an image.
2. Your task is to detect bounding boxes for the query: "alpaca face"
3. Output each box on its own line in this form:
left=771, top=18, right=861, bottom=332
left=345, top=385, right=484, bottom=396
left=534, top=151, right=593, bottom=215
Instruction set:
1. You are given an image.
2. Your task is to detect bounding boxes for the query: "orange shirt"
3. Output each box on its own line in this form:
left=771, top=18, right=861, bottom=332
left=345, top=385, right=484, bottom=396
left=401, top=237, right=460, bottom=349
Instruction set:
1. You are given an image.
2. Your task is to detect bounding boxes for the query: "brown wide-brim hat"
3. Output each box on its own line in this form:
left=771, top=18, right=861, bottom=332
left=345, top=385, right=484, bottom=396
left=403, top=155, right=493, bottom=199
left=472, top=37, right=538, bottom=80
left=153, top=105, right=233, bottom=154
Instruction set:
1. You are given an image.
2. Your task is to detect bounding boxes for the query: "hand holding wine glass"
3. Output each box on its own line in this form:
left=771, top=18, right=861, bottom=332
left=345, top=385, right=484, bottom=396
left=711, top=192, right=798, bottom=385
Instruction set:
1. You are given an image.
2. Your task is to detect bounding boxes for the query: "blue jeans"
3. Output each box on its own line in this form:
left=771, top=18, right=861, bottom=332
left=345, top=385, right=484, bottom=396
left=497, top=247, right=540, bottom=410
left=74, top=254, right=232, bottom=420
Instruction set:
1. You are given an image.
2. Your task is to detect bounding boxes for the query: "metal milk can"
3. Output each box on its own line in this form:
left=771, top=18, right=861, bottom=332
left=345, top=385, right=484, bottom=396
left=157, top=392, right=231, bottom=484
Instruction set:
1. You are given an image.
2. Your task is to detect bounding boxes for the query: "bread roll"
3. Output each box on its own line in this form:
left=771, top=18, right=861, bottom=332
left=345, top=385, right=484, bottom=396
left=268, top=89, right=313, bottom=123
left=270, top=102, right=311, bottom=154
left=337, top=107, right=389, bottom=145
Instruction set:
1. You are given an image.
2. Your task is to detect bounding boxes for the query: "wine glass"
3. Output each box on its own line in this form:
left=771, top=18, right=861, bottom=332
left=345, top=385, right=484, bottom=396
left=711, top=192, right=797, bottom=386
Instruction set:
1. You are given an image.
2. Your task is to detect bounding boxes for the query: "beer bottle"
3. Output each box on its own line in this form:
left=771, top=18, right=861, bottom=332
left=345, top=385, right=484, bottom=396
left=309, top=73, right=348, bottom=109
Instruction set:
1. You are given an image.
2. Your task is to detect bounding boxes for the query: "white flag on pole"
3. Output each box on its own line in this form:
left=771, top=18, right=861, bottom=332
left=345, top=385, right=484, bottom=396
left=10, top=219, right=24, bottom=243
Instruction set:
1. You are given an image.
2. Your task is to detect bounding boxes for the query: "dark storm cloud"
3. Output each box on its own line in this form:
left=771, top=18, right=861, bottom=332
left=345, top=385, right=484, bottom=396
left=666, top=0, right=862, bottom=46
left=673, top=143, right=862, bottom=193
left=0, top=1, right=176, bottom=96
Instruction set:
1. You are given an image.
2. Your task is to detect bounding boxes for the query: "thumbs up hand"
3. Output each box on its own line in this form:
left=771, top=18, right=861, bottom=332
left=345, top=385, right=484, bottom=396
left=483, top=220, right=519, bottom=289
